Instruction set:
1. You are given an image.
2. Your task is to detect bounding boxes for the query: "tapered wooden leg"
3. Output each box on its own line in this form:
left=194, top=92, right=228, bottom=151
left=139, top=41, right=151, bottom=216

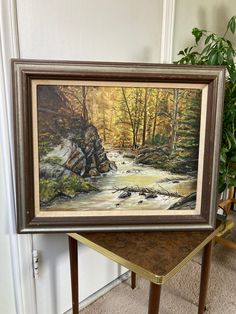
left=148, top=282, right=161, bottom=314
left=69, top=236, right=79, bottom=314
left=131, top=271, right=136, bottom=289
left=198, top=240, right=213, bottom=314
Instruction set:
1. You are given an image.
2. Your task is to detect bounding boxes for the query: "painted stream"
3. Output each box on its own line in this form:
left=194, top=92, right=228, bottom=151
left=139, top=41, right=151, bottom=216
left=47, top=150, right=196, bottom=211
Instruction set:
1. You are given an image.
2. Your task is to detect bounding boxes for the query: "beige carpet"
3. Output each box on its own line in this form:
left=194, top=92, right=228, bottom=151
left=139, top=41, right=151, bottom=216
left=81, top=219, right=236, bottom=314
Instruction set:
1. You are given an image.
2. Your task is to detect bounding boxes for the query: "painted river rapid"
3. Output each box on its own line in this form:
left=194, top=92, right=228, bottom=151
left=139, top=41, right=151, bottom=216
left=47, top=150, right=196, bottom=212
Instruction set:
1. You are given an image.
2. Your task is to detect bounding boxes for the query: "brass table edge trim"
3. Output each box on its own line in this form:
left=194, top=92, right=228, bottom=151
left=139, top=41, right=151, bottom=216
left=67, top=232, right=164, bottom=284
left=161, top=224, right=222, bottom=284
left=67, top=224, right=222, bottom=285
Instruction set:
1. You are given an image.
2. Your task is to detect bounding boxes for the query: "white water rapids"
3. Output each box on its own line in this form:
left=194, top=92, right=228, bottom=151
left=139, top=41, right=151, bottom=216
left=46, top=150, right=196, bottom=212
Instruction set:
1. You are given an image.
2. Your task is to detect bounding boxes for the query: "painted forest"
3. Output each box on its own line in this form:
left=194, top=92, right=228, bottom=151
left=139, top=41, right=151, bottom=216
left=38, top=84, right=202, bottom=211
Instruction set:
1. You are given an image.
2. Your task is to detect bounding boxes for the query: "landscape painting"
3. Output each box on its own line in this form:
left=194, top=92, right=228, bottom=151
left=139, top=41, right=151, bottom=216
left=13, top=60, right=225, bottom=232
left=35, top=81, right=203, bottom=215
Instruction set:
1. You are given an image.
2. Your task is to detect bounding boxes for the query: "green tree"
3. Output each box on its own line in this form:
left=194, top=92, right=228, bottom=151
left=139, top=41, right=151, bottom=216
left=175, top=90, right=201, bottom=172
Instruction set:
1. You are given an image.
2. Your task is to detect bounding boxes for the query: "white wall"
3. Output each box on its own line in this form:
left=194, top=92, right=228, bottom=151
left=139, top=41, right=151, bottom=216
left=17, top=0, right=163, bottom=62
left=173, top=0, right=236, bottom=60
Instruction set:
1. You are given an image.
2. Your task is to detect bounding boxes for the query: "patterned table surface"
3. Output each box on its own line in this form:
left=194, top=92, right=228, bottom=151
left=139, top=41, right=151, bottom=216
left=68, top=222, right=222, bottom=284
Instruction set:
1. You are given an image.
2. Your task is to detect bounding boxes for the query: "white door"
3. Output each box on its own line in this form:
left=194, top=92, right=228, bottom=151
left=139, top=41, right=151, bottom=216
left=2, top=1, right=173, bottom=313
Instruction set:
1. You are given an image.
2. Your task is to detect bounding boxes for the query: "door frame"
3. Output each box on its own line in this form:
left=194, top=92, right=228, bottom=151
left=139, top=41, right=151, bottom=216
left=0, top=1, right=37, bottom=313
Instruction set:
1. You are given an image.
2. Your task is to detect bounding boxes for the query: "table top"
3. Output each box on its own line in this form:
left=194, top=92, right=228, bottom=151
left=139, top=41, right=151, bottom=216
left=68, top=223, right=222, bottom=284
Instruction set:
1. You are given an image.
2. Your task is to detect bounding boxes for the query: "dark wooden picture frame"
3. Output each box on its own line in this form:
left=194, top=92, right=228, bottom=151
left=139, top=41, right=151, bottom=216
left=12, top=59, right=225, bottom=233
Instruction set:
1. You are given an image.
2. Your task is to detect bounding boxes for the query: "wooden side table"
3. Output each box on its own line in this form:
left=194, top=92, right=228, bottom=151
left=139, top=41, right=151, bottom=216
left=68, top=223, right=222, bottom=314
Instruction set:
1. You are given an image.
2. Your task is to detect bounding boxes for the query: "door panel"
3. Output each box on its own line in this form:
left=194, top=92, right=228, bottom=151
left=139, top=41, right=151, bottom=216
left=16, top=1, right=164, bottom=313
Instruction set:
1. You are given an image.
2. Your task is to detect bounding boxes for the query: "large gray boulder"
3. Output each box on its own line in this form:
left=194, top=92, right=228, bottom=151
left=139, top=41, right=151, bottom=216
left=168, top=192, right=196, bottom=210
left=135, top=146, right=169, bottom=165
left=40, top=124, right=116, bottom=180
left=40, top=139, right=86, bottom=178
left=83, top=125, right=116, bottom=175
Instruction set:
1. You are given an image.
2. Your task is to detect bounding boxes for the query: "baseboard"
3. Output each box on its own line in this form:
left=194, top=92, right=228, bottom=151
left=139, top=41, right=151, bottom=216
left=64, top=271, right=130, bottom=314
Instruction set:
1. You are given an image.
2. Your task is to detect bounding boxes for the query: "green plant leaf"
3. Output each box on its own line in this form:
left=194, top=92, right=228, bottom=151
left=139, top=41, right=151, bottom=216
left=227, top=16, right=236, bottom=34
left=226, top=39, right=235, bottom=51
left=230, top=155, right=236, bottom=162
left=178, top=50, right=185, bottom=56
left=230, top=71, right=236, bottom=83
left=228, top=178, right=236, bottom=186
left=205, top=34, right=213, bottom=44
left=218, top=175, right=226, bottom=193
left=192, top=27, right=203, bottom=44
left=208, top=50, right=218, bottom=64
left=228, top=167, right=236, bottom=176
left=225, top=133, right=232, bottom=150
left=220, top=146, right=229, bottom=163
left=217, top=52, right=224, bottom=65
left=201, top=43, right=212, bottom=56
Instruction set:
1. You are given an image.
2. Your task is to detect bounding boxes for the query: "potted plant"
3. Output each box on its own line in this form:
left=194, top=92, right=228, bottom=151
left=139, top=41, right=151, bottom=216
left=175, top=16, right=236, bottom=194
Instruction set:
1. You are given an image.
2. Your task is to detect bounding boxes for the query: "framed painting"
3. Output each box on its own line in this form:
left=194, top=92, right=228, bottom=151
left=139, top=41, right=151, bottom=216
left=12, top=59, right=225, bottom=233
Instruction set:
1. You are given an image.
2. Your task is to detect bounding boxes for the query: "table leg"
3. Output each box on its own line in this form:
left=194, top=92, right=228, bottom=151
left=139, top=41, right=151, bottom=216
left=148, top=282, right=161, bottom=314
left=198, top=240, right=213, bottom=314
left=69, top=236, right=79, bottom=314
left=131, top=271, right=136, bottom=289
